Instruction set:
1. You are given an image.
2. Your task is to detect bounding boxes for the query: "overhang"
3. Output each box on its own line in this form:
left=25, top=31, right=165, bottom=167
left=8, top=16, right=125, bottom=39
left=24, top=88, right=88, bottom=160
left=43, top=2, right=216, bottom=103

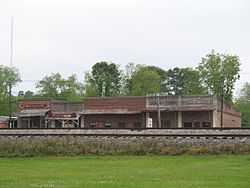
left=15, top=109, right=51, bottom=117
left=81, top=109, right=142, bottom=115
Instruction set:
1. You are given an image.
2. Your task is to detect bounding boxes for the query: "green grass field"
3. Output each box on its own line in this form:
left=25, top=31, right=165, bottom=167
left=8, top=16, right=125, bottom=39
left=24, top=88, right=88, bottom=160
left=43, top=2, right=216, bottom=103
left=0, top=156, right=249, bottom=188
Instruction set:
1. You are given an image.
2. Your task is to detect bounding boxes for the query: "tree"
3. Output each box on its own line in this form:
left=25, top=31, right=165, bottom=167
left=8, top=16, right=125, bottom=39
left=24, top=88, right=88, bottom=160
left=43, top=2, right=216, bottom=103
left=0, top=65, right=21, bottom=115
left=24, top=91, right=35, bottom=98
left=130, top=67, right=161, bottom=96
left=142, top=66, right=167, bottom=93
left=36, top=73, right=84, bottom=101
left=165, top=67, right=205, bottom=95
left=234, top=82, right=250, bottom=127
left=198, top=50, right=240, bottom=101
left=121, top=63, right=142, bottom=95
left=85, top=62, right=122, bottom=97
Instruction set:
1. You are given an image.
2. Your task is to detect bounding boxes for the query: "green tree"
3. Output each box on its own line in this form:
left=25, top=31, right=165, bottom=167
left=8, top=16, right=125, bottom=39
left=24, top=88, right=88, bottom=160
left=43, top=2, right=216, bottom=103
left=142, top=66, right=167, bottom=92
left=198, top=50, right=240, bottom=101
left=0, top=65, right=21, bottom=115
left=165, top=67, right=204, bottom=95
left=85, top=62, right=121, bottom=97
left=18, top=90, right=35, bottom=99
left=130, top=67, right=161, bottom=96
left=36, top=73, right=83, bottom=101
left=234, top=82, right=250, bottom=127
left=121, top=63, right=142, bottom=95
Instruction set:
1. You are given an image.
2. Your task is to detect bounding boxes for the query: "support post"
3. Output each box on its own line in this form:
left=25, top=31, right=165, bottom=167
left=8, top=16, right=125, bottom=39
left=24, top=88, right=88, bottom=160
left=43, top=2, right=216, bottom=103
left=145, top=112, right=149, bottom=128
left=81, top=115, right=85, bottom=128
left=157, top=97, right=161, bottom=128
left=178, top=111, right=182, bottom=128
left=213, top=110, right=218, bottom=127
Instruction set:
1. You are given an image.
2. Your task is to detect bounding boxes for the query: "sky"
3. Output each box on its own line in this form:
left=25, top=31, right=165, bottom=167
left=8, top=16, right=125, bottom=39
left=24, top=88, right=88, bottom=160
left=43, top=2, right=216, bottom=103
left=0, top=0, right=249, bottom=96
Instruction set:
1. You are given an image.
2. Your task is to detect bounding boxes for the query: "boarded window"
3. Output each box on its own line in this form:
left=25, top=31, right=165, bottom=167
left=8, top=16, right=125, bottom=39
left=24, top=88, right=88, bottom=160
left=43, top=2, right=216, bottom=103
left=134, top=122, right=141, bottom=128
left=202, top=122, right=211, bottom=128
left=104, top=122, right=112, bottom=128
left=90, top=122, right=97, bottom=128
left=118, top=122, right=126, bottom=128
left=194, top=122, right=200, bottom=128
left=183, top=122, right=192, bottom=128
left=162, top=120, right=171, bottom=128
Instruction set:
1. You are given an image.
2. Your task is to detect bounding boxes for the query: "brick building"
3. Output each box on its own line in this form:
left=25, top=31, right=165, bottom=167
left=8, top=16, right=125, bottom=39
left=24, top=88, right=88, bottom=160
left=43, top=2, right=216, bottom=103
left=82, top=96, right=146, bottom=128
left=145, top=95, right=240, bottom=128
left=81, top=95, right=241, bottom=128
left=13, top=94, right=241, bottom=128
left=14, top=99, right=84, bottom=128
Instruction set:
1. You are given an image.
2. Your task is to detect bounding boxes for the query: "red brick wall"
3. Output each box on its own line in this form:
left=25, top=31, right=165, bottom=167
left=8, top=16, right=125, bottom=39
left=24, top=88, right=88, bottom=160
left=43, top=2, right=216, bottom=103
left=0, top=122, right=8, bottom=128
left=84, top=97, right=146, bottom=111
left=217, top=112, right=241, bottom=127
left=148, top=111, right=213, bottom=128
left=182, top=111, right=213, bottom=127
left=149, top=112, right=177, bottom=128
left=84, top=114, right=144, bottom=128
left=217, top=100, right=241, bottom=127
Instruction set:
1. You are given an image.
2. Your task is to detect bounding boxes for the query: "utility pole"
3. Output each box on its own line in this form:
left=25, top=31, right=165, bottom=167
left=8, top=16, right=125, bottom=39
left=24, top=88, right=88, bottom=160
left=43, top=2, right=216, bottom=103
left=10, top=17, right=13, bottom=67
left=9, top=18, right=13, bottom=128
left=220, top=76, right=224, bottom=127
left=8, top=81, right=12, bottom=128
left=157, top=96, right=161, bottom=128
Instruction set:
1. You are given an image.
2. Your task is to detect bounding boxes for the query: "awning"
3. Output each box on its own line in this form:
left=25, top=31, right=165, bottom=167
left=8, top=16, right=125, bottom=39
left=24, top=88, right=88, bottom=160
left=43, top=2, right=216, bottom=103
left=81, top=109, right=141, bottom=115
left=15, top=109, right=51, bottom=117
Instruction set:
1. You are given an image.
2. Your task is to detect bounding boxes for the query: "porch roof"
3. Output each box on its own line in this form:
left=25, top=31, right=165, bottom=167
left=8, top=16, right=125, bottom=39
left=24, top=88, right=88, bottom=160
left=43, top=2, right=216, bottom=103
left=15, top=109, right=51, bottom=117
left=81, top=109, right=141, bottom=115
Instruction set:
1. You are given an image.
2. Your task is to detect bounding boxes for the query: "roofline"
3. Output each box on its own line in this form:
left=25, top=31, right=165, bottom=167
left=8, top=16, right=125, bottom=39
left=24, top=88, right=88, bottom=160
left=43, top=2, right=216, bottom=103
left=85, top=96, right=146, bottom=100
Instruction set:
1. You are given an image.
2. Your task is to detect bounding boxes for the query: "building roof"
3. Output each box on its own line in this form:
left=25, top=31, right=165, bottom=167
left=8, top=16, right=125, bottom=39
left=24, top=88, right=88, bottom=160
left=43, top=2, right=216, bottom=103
left=82, top=109, right=142, bottom=115
left=14, top=109, right=51, bottom=117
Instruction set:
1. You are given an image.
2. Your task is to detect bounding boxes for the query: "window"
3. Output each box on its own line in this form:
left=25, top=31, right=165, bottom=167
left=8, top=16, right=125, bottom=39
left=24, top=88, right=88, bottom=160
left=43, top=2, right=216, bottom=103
left=194, top=122, right=200, bottom=128
left=104, top=122, right=112, bottom=128
left=162, top=120, right=171, bottom=128
left=118, top=122, right=126, bottom=128
left=183, top=122, right=192, bottom=128
left=55, top=120, right=62, bottom=128
left=202, top=122, right=211, bottom=128
left=134, top=122, right=141, bottom=128
left=90, top=122, right=97, bottom=128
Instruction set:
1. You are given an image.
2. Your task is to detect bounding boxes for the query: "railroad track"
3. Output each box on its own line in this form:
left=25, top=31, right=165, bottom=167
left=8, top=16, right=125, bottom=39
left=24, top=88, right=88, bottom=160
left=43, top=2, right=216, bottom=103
left=0, top=128, right=249, bottom=138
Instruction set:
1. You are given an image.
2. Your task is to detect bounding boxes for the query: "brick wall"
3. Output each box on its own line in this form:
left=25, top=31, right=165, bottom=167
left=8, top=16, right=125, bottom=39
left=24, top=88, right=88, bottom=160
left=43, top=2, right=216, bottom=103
left=84, top=96, right=146, bottom=111
left=84, top=114, right=144, bottom=128
left=51, top=102, right=84, bottom=112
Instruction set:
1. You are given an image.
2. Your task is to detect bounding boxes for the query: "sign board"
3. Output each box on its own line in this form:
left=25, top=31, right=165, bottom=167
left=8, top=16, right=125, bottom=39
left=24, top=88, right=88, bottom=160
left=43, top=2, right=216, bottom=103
left=147, top=93, right=168, bottom=97
left=146, top=118, right=153, bottom=128
left=48, top=113, right=77, bottom=118
left=19, top=103, right=50, bottom=109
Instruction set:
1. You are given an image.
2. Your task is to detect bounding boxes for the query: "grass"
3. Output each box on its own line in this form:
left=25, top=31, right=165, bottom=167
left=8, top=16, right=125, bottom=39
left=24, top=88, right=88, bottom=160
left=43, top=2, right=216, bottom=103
left=0, top=156, right=249, bottom=188
left=1, top=137, right=250, bottom=157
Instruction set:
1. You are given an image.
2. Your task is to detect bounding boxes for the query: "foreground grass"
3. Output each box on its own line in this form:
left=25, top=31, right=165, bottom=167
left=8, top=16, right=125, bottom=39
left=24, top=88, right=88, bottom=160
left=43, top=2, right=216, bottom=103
left=0, top=156, right=249, bottom=188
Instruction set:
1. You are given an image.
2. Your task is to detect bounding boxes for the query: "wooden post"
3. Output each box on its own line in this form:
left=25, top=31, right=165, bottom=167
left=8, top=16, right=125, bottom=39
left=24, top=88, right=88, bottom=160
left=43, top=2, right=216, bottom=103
left=157, top=97, right=161, bottom=128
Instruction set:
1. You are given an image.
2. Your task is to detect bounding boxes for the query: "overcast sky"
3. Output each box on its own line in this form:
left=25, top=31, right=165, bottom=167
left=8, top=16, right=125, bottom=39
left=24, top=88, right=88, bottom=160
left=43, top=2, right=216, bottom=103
left=0, top=0, right=249, bottom=96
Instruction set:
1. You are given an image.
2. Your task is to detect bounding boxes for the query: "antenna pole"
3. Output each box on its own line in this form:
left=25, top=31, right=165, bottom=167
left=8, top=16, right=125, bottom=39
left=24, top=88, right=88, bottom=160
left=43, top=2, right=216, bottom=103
left=10, top=17, right=13, bottom=67
left=9, top=18, right=13, bottom=128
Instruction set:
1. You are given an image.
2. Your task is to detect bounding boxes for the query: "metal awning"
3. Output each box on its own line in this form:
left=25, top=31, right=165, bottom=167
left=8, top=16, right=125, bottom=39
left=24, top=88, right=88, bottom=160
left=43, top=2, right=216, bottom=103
left=15, top=109, right=51, bottom=117
left=81, top=109, right=141, bottom=115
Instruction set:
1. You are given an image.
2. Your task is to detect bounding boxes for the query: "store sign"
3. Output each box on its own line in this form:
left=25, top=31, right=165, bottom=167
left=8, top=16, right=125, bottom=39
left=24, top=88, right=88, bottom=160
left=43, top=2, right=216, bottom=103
left=19, top=103, right=50, bottom=109
left=48, top=113, right=76, bottom=118
left=147, top=93, right=168, bottom=97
